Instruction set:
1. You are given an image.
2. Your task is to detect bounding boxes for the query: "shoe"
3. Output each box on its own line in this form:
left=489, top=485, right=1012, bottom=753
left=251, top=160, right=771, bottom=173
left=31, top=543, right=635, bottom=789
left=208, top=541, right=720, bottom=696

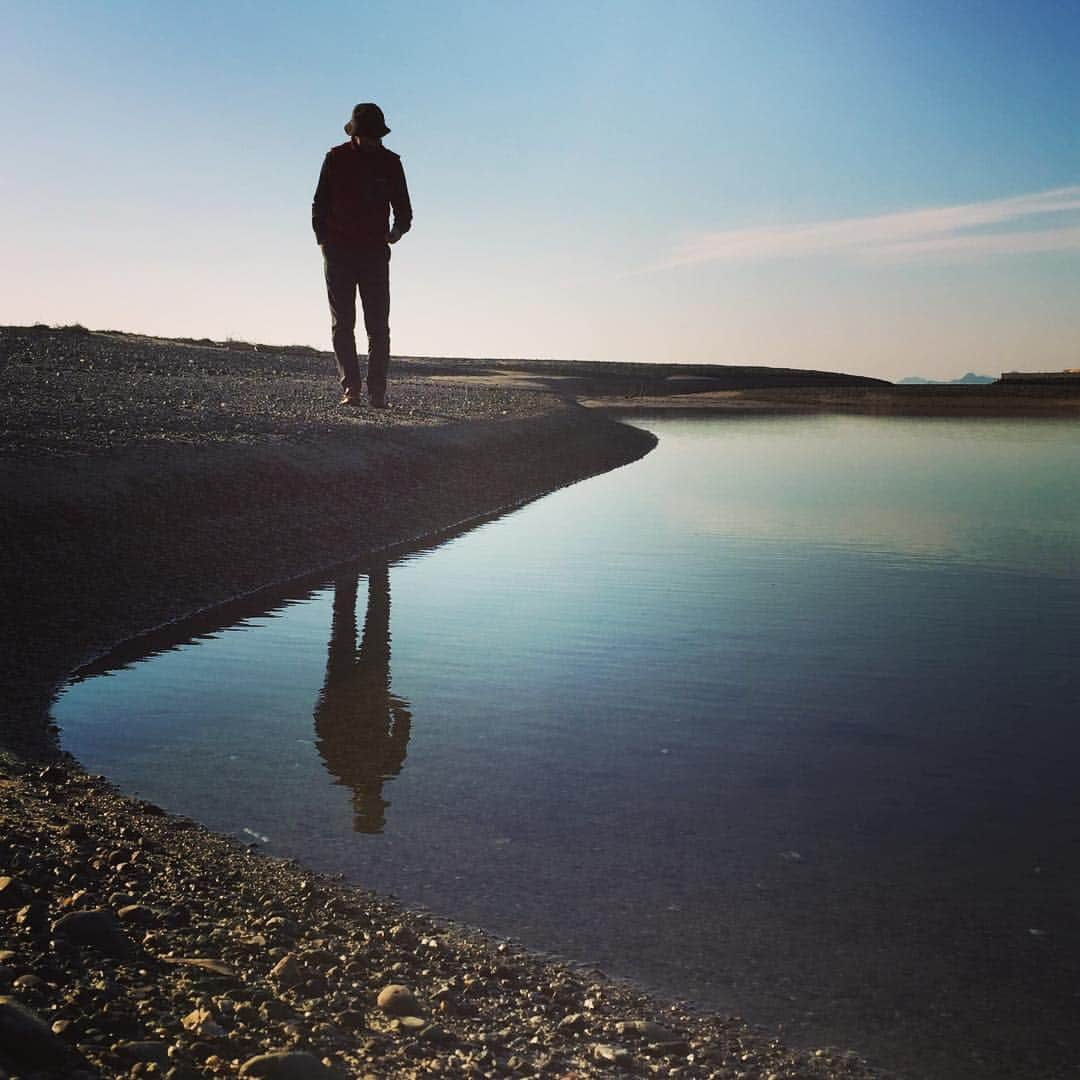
left=339, top=392, right=363, bottom=407
left=369, top=395, right=390, bottom=409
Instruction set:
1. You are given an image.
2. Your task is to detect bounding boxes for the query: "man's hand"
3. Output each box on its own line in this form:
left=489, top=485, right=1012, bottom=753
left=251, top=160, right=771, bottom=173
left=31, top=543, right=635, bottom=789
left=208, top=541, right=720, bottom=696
left=387, top=227, right=402, bottom=245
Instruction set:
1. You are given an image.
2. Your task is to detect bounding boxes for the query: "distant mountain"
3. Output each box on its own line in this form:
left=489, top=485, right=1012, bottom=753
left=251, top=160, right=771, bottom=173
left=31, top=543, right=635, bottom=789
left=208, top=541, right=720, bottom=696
left=899, top=373, right=996, bottom=385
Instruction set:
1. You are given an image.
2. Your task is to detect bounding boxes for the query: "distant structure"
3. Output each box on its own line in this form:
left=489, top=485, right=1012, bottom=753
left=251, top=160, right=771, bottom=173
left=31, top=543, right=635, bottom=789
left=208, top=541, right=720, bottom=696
left=899, top=373, right=995, bottom=385
left=999, top=369, right=1080, bottom=385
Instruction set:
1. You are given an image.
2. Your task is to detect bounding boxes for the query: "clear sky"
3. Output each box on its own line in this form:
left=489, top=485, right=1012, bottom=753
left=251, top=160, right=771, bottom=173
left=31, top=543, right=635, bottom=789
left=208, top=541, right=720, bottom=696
left=3, top=0, right=1078, bottom=380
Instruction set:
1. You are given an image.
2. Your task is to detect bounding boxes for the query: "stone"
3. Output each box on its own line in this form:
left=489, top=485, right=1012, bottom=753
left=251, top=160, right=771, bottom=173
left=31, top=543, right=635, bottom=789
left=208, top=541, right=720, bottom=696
left=419, top=1023, right=456, bottom=1046
left=61, top=822, right=88, bottom=840
left=596, top=1041, right=635, bottom=1067
left=107, top=848, right=132, bottom=867
left=238, top=1050, right=334, bottom=1078
left=50, top=909, right=133, bottom=957
left=15, top=903, right=44, bottom=929
left=117, top=903, right=158, bottom=926
left=335, top=1008, right=366, bottom=1031
left=181, top=1006, right=225, bottom=1038
left=163, top=956, right=236, bottom=977
left=593, top=1043, right=634, bottom=1067
left=652, top=1038, right=691, bottom=1056
left=0, top=876, right=31, bottom=909
left=260, top=998, right=295, bottom=1021
left=264, top=916, right=299, bottom=938
left=0, top=995, right=83, bottom=1069
left=616, top=1019, right=680, bottom=1043
left=389, top=923, right=417, bottom=949
left=376, top=983, right=420, bottom=1017
left=163, top=904, right=192, bottom=928
left=115, top=1040, right=171, bottom=1066
left=557, top=1012, right=588, bottom=1034
left=270, top=953, right=304, bottom=988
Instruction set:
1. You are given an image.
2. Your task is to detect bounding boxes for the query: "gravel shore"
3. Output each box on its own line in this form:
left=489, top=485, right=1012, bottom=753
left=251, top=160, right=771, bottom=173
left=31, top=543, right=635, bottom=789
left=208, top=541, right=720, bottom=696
left=2, top=325, right=888, bottom=1079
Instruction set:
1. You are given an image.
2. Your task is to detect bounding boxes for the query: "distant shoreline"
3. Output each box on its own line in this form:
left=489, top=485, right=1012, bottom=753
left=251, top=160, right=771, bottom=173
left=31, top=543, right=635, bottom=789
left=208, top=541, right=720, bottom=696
left=585, top=383, right=1080, bottom=417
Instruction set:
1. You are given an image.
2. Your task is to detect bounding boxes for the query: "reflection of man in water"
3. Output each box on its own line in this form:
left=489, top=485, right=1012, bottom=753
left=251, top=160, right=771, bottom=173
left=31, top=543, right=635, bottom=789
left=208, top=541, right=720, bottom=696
left=313, top=564, right=411, bottom=833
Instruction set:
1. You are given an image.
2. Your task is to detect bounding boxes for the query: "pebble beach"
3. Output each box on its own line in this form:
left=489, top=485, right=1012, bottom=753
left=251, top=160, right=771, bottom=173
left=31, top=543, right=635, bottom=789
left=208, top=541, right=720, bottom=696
left=1, top=323, right=914, bottom=1078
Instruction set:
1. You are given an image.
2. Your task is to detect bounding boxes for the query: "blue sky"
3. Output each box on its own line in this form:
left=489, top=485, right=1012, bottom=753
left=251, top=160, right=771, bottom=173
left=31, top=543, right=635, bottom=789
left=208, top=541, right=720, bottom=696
left=2, top=0, right=1078, bottom=379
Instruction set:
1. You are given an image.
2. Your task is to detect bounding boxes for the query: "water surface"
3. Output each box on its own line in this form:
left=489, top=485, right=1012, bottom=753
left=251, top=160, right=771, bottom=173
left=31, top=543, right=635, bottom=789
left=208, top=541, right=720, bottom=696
left=55, top=416, right=1080, bottom=1080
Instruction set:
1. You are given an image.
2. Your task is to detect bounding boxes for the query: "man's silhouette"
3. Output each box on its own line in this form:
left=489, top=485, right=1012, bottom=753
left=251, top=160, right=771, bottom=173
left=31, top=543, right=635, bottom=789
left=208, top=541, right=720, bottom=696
left=312, top=102, right=412, bottom=409
left=313, top=564, right=412, bottom=833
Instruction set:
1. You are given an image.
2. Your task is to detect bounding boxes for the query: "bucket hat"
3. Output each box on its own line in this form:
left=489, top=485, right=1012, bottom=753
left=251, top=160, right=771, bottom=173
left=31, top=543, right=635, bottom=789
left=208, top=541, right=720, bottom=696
left=345, top=102, right=391, bottom=138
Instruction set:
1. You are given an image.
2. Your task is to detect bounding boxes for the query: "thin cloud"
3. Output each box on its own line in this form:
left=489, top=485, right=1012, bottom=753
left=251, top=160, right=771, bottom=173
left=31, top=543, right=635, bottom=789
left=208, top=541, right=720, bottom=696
left=656, top=185, right=1080, bottom=269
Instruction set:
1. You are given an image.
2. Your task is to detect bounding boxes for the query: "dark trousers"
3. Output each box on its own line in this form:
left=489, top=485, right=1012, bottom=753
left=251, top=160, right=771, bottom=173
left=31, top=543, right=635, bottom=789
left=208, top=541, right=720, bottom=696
left=323, top=242, right=391, bottom=399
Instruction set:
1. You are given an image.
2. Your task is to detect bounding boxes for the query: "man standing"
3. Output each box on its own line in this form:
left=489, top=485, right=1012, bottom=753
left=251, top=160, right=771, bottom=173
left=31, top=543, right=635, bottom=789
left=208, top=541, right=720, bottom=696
left=312, top=103, right=412, bottom=408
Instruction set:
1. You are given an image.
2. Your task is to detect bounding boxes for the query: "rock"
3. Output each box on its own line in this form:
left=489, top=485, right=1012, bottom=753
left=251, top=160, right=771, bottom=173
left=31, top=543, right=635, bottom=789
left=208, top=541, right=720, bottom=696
left=389, top=923, right=418, bottom=949
left=377, top=983, right=420, bottom=1017
left=181, top=1006, right=225, bottom=1038
left=652, top=1038, right=691, bottom=1056
left=270, top=953, right=305, bottom=988
left=162, top=957, right=236, bottom=977
left=264, top=916, right=300, bottom=938
left=238, top=1050, right=334, bottom=1078
left=163, top=903, right=192, bottom=928
left=115, top=1040, right=171, bottom=1066
left=0, top=876, right=31, bottom=909
left=301, top=947, right=336, bottom=969
left=0, top=995, right=84, bottom=1069
left=117, top=903, right=158, bottom=926
left=50, top=909, right=133, bottom=957
left=15, top=903, right=44, bottom=929
left=334, top=1008, right=365, bottom=1031
left=260, top=998, right=295, bottom=1021
left=557, top=1012, right=588, bottom=1034
left=419, top=1023, right=456, bottom=1046
left=593, top=1043, right=635, bottom=1067
left=616, top=1019, right=680, bottom=1043
left=61, top=822, right=88, bottom=840
left=107, top=848, right=132, bottom=867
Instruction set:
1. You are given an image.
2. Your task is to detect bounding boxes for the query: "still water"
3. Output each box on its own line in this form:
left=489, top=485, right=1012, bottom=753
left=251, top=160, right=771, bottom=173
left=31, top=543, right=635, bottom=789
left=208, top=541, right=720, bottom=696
left=55, top=416, right=1080, bottom=1080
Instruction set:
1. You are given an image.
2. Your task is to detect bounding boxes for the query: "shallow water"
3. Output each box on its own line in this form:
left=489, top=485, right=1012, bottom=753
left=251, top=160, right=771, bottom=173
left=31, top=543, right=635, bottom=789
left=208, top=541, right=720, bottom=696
left=55, top=416, right=1080, bottom=1079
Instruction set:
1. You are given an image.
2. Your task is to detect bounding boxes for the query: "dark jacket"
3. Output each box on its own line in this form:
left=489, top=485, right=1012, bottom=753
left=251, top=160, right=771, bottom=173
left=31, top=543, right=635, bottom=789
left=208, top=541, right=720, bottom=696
left=312, top=140, right=412, bottom=248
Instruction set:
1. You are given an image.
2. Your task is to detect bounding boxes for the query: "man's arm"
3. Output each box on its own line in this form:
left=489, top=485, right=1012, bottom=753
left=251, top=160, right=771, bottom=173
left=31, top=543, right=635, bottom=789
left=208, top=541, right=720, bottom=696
left=311, top=154, right=332, bottom=245
left=387, top=157, right=412, bottom=243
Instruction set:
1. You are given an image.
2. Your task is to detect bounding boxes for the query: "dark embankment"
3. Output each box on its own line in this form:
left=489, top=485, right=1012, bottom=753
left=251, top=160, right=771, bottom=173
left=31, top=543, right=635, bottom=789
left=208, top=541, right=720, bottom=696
left=0, top=325, right=888, bottom=1078
left=1, top=327, right=657, bottom=756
